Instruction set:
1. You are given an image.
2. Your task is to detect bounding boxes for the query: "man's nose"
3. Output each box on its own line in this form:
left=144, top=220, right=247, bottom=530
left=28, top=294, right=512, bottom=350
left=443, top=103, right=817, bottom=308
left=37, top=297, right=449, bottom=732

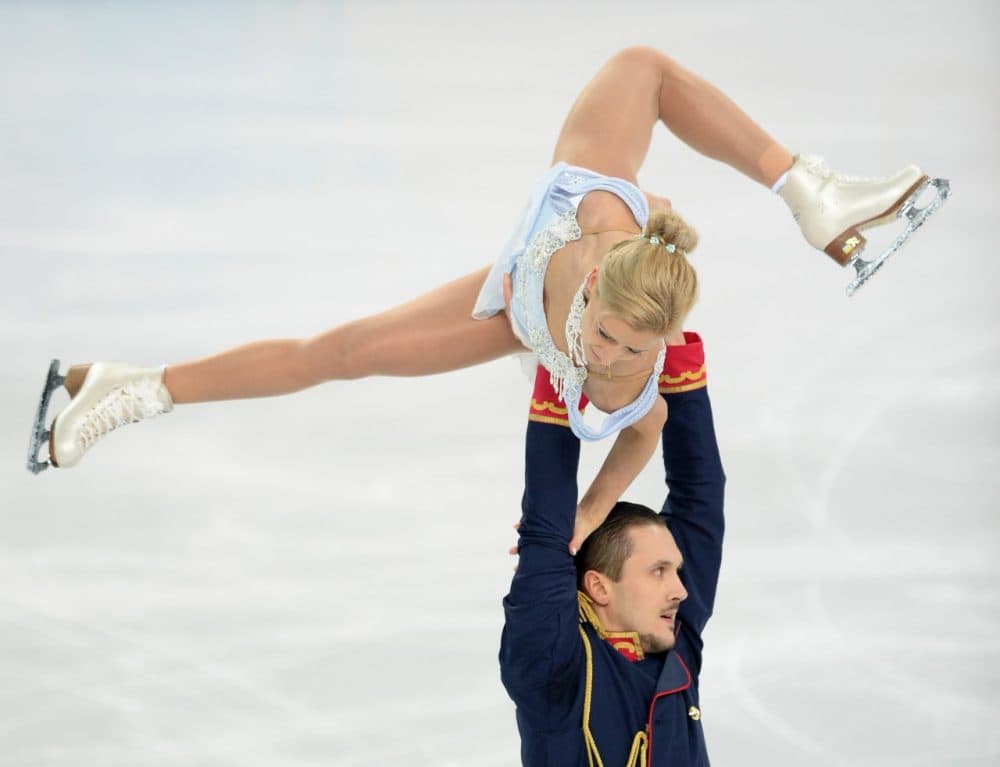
left=672, top=573, right=688, bottom=602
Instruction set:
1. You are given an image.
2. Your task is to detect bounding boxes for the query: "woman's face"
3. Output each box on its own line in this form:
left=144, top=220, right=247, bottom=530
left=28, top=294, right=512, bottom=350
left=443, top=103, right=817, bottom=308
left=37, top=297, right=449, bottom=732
left=581, top=272, right=663, bottom=371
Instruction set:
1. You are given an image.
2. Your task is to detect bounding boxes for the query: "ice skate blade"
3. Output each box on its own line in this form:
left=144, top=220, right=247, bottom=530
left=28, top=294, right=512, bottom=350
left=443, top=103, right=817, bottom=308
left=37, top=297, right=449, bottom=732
left=26, top=359, right=65, bottom=474
left=845, top=178, right=950, bottom=296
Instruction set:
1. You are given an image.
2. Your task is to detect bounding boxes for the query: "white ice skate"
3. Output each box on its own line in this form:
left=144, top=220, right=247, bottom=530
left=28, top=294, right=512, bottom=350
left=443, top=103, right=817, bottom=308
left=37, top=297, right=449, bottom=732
left=779, top=154, right=950, bottom=295
left=26, top=360, right=173, bottom=473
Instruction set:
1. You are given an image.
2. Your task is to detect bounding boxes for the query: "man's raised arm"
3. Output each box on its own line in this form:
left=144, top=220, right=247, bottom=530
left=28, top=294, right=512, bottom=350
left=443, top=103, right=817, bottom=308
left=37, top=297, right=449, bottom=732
left=499, top=367, right=584, bottom=724
left=657, top=332, right=727, bottom=640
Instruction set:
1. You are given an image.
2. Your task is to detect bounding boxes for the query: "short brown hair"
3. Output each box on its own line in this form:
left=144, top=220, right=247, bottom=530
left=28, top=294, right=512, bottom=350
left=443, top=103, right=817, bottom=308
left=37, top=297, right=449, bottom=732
left=575, top=502, right=666, bottom=586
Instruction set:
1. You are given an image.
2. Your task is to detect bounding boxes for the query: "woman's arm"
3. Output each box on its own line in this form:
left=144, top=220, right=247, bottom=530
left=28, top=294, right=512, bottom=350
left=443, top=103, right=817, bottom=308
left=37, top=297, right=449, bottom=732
left=570, top=395, right=667, bottom=553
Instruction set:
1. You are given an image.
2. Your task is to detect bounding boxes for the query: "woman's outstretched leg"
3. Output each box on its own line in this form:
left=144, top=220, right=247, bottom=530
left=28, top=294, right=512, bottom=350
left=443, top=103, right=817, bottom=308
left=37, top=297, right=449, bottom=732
left=40, top=266, right=523, bottom=468
left=165, top=265, right=521, bottom=403
left=553, top=46, right=944, bottom=284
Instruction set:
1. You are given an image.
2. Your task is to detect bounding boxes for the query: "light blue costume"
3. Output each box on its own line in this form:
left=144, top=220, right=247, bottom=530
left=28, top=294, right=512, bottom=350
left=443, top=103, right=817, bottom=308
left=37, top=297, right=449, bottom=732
left=473, top=162, right=666, bottom=442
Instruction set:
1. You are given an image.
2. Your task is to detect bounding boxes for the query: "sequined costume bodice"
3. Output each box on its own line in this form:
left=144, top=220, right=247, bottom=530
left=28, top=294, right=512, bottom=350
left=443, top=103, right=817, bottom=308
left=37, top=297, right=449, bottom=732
left=473, top=163, right=666, bottom=441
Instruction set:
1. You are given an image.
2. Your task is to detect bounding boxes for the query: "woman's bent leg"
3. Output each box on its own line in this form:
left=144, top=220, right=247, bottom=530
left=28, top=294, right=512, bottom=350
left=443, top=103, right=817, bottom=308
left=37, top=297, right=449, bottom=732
left=552, top=46, right=942, bottom=286
left=164, top=266, right=523, bottom=404
left=552, top=45, right=793, bottom=187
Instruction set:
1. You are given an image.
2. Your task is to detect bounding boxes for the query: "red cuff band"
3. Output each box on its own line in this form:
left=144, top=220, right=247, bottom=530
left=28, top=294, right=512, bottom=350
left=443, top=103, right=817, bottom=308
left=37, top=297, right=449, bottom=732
left=528, top=366, right=588, bottom=426
left=660, top=331, right=707, bottom=394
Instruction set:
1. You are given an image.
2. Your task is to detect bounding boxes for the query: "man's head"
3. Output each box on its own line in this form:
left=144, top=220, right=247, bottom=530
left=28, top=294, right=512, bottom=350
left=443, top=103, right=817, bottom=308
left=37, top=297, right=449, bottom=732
left=575, top=502, right=687, bottom=653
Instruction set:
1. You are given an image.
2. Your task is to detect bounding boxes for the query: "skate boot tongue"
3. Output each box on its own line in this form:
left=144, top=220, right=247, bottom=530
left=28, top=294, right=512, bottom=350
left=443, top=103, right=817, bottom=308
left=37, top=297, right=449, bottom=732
left=49, top=363, right=173, bottom=469
left=77, top=378, right=172, bottom=451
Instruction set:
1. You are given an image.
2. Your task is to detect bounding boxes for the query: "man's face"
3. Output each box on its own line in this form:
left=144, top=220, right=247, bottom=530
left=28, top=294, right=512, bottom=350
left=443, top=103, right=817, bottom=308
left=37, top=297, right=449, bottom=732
left=604, top=524, right=687, bottom=653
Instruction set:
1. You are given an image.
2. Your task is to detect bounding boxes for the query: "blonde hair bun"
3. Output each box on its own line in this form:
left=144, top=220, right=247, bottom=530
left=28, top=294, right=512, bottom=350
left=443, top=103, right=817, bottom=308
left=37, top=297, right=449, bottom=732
left=598, top=206, right=699, bottom=337
left=644, top=208, right=698, bottom=254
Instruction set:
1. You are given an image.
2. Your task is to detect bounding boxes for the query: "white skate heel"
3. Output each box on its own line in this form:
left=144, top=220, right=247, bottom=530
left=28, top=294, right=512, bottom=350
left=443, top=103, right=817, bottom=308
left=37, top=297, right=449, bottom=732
left=26, top=360, right=174, bottom=473
left=779, top=154, right=950, bottom=295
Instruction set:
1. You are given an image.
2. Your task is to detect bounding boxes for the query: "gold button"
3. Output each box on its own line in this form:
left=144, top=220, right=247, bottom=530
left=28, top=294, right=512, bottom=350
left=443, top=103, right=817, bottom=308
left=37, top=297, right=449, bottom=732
left=688, top=705, right=701, bottom=721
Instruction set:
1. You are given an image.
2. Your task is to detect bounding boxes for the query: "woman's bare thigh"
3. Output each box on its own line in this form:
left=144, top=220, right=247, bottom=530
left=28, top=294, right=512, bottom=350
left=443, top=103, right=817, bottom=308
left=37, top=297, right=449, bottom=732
left=551, top=46, right=665, bottom=183
left=304, top=265, right=525, bottom=379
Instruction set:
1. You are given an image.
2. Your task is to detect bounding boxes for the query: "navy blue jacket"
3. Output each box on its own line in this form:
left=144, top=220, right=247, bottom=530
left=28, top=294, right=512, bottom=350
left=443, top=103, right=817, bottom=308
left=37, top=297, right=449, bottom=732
left=500, top=373, right=726, bottom=766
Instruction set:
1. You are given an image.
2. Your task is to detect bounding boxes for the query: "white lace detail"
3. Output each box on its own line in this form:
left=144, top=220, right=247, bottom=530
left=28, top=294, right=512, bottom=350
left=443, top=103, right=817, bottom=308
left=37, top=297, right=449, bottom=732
left=76, top=379, right=169, bottom=452
left=564, top=278, right=588, bottom=368
left=513, top=208, right=587, bottom=401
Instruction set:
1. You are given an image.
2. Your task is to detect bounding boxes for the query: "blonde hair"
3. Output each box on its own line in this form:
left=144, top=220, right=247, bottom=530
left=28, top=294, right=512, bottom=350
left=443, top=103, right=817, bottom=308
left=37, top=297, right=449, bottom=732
left=597, top=208, right=699, bottom=337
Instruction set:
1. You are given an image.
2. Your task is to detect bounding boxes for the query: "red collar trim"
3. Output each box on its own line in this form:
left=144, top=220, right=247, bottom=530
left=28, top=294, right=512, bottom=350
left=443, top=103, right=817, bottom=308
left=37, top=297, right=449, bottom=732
left=603, top=631, right=644, bottom=662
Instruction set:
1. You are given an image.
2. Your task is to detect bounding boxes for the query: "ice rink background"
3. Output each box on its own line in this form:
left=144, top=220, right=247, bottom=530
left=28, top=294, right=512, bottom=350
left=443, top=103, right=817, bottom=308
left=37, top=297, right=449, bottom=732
left=1, top=1, right=997, bottom=765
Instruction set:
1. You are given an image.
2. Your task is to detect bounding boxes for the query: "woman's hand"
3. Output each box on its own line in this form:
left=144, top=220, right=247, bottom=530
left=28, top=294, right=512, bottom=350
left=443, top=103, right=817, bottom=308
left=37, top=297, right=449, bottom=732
left=644, top=190, right=672, bottom=211
left=508, top=508, right=606, bottom=558
left=508, top=509, right=607, bottom=559
left=570, top=501, right=606, bottom=556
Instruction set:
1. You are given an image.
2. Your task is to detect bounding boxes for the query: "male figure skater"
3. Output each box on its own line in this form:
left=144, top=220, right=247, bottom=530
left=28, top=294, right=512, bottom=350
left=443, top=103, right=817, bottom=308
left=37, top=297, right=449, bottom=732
left=501, top=333, right=725, bottom=766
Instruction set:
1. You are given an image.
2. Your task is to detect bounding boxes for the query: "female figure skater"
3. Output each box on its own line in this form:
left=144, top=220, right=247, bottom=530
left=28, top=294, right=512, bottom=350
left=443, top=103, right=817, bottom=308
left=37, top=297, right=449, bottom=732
left=28, top=47, right=946, bottom=548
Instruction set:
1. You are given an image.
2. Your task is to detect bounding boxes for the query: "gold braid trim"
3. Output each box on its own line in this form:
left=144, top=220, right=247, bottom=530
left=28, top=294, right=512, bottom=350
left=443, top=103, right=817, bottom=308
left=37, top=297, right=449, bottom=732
left=578, top=624, right=605, bottom=767
left=658, top=363, right=706, bottom=384
left=658, top=379, right=707, bottom=395
left=527, top=414, right=572, bottom=427
left=530, top=398, right=570, bottom=415
left=577, top=591, right=604, bottom=634
left=626, top=731, right=649, bottom=767
left=577, top=592, right=650, bottom=767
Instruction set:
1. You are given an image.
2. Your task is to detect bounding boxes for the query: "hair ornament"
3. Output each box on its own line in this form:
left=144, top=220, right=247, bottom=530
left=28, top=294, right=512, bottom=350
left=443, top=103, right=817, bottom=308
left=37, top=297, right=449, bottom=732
left=633, top=233, right=686, bottom=256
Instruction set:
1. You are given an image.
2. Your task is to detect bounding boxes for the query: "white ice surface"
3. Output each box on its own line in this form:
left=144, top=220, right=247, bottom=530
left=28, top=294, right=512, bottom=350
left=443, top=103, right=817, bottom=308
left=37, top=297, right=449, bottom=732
left=1, top=2, right=998, bottom=765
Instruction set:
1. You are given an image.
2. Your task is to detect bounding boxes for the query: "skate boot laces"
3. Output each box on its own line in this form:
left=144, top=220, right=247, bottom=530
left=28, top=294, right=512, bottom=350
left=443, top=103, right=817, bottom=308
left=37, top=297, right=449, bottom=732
left=800, top=155, right=893, bottom=185
left=76, top=378, right=169, bottom=451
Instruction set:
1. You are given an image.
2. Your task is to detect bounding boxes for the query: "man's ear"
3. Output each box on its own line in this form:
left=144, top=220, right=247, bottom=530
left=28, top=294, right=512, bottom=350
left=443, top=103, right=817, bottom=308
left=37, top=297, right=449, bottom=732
left=582, top=570, right=612, bottom=607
